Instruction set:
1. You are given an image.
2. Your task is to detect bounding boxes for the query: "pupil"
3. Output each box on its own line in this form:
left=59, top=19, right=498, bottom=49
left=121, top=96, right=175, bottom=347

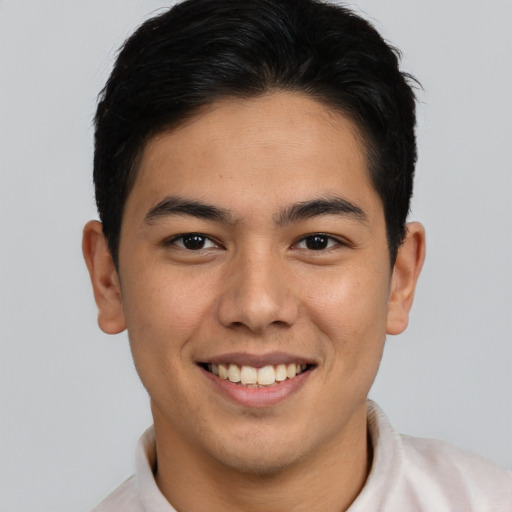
left=183, top=234, right=205, bottom=250
left=306, top=235, right=328, bottom=250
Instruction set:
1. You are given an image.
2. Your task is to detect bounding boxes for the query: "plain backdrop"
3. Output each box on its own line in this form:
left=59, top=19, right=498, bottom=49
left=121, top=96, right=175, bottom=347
left=1, top=1, right=511, bottom=510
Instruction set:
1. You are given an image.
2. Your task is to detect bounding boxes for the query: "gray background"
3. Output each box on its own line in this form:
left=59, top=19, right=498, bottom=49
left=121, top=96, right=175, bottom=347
left=1, top=0, right=511, bottom=510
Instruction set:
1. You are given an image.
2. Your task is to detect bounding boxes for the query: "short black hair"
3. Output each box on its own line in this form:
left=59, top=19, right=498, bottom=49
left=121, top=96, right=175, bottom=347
left=94, top=0, right=418, bottom=265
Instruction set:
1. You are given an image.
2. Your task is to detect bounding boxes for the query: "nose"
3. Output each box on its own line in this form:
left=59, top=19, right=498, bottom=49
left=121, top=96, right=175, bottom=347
left=216, top=249, right=299, bottom=334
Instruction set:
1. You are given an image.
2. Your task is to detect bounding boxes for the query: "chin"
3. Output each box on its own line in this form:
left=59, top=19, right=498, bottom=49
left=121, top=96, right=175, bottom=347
left=208, top=425, right=313, bottom=476
left=214, top=446, right=301, bottom=476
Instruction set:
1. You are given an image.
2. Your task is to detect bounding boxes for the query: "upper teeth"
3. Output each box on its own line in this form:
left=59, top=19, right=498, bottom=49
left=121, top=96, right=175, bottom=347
left=210, top=363, right=307, bottom=386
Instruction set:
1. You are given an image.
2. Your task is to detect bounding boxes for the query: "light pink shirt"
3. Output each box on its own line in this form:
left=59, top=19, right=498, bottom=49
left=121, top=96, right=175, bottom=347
left=92, top=402, right=512, bottom=511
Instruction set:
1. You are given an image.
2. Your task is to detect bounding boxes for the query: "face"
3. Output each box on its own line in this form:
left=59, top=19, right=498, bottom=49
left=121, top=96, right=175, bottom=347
left=85, top=92, right=423, bottom=475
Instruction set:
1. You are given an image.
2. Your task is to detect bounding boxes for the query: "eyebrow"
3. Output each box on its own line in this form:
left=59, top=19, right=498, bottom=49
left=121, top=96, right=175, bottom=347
left=276, top=197, right=368, bottom=225
left=144, top=195, right=367, bottom=226
left=144, top=196, right=234, bottom=224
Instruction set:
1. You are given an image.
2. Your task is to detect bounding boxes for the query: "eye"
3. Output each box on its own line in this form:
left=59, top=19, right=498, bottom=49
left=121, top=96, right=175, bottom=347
left=295, top=233, right=341, bottom=251
left=168, top=233, right=219, bottom=250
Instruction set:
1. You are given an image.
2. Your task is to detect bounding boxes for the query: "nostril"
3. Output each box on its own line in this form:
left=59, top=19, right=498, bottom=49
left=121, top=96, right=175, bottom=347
left=271, top=320, right=289, bottom=327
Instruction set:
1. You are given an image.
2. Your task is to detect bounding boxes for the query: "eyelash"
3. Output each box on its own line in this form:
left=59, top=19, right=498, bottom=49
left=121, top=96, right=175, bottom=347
left=294, top=233, right=345, bottom=251
left=165, top=233, right=221, bottom=251
left=165, top=232, right=345, bottom=252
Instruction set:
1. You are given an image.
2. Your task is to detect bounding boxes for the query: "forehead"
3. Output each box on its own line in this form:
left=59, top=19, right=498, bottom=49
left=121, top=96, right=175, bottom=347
left=128, top=91, right=380, bottom=221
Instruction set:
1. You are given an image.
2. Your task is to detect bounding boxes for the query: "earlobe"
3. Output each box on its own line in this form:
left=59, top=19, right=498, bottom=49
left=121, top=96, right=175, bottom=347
left=82, top=220, right=126, bottom=335
left=386, top=222, right=426, bottom=335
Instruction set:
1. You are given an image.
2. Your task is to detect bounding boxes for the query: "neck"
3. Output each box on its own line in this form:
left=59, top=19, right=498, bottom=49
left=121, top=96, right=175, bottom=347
left=152, top=402, right=371, bottom=512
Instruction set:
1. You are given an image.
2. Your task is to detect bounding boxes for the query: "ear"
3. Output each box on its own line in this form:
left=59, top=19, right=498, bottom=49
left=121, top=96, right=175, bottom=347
left=82, top=220, right=126, bottom=334
left=386, top=222, right=426, bottom=335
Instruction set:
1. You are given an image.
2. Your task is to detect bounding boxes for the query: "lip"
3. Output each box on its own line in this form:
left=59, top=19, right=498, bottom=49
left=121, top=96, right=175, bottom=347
left=198, top=352, right=316, bottom=408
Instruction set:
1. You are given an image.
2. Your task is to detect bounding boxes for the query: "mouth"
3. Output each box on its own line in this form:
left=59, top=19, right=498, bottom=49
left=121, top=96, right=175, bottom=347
left=199, top=362, right=314, bottom=388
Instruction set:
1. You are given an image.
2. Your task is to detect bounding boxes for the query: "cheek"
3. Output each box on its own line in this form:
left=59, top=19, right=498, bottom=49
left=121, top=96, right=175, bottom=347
left=119, top=266, right=219, bottom=388
left=305, top=266, right=390, bottom=363
left=122, top=263, right=210, bottom=334
left=119, top=266, right=215, bottom=407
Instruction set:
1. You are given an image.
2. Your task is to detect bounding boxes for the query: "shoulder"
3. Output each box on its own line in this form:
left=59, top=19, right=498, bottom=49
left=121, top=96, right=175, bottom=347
left=91, top=475, right=144, bottom=512
left=354, top=402, right=512, bottom=512
left=400, top=434, right=512, bottom=510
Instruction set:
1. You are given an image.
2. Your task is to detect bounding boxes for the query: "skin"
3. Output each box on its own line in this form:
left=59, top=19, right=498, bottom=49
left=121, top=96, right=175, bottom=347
left=83, top=91, right=425, bottom=512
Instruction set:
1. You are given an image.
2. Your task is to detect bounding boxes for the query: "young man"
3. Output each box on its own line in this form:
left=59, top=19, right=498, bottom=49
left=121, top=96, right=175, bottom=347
left=83, top=0, right=512, bottom=510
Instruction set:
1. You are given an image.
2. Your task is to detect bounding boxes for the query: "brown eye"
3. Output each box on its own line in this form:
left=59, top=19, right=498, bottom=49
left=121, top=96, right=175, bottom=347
left=305, top=235, right=329, bottom=250
left=171, top=233, right=218, bottom=250
left=295, top=234, right=340, bottom=251
left=182, top=234, right=207, bottom=249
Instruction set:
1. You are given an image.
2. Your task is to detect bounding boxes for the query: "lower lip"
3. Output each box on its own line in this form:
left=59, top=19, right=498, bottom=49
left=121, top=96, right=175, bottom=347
left=200, top=366, right=312, bottom=408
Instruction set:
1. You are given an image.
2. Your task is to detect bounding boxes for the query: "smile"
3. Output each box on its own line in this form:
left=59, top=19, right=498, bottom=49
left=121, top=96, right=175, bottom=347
left=204, top=363, right=310, bottom=387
